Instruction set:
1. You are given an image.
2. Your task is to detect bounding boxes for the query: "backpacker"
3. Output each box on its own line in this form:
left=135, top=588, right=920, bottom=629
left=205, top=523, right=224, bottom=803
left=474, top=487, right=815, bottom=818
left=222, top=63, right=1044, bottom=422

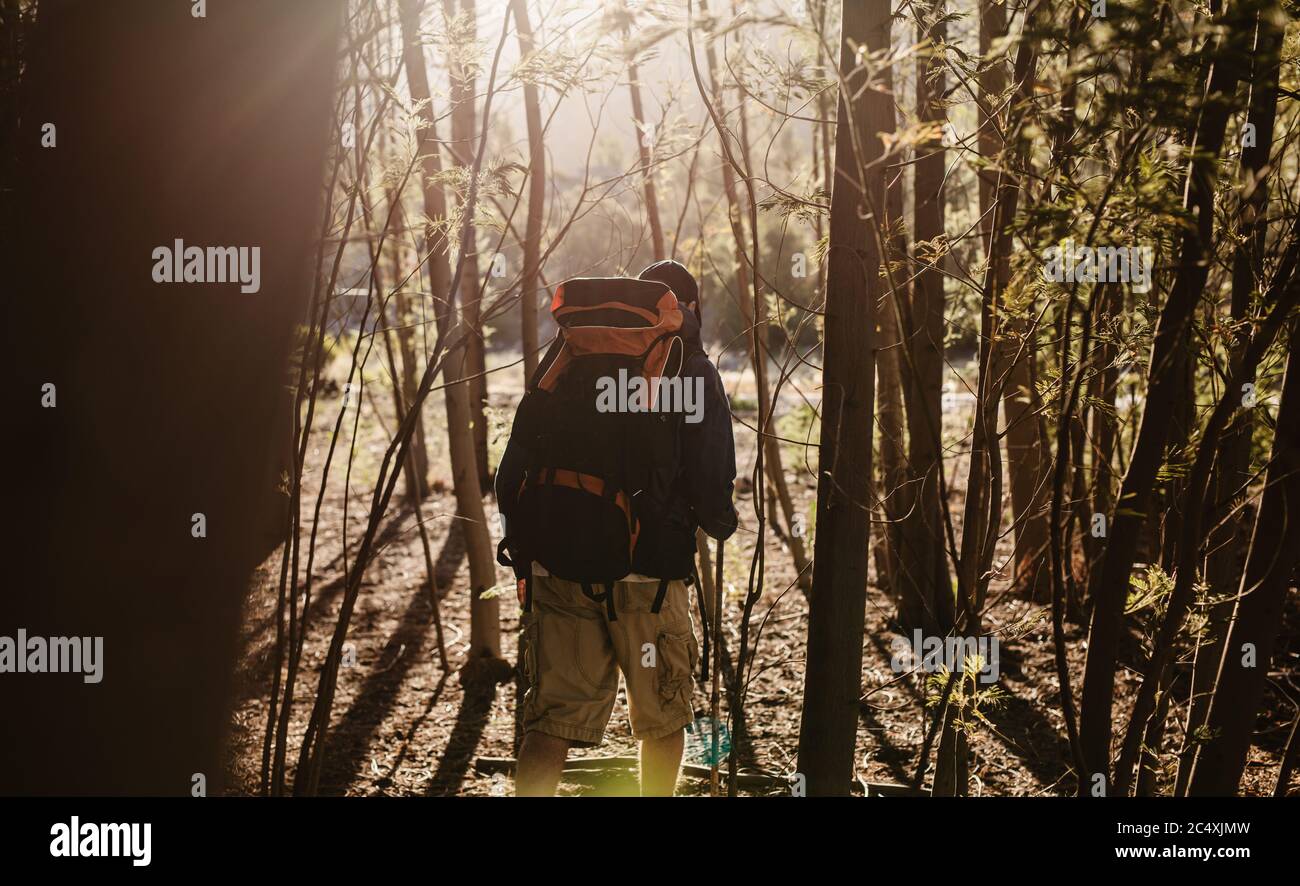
left=497, top=277, right=698, bottom=587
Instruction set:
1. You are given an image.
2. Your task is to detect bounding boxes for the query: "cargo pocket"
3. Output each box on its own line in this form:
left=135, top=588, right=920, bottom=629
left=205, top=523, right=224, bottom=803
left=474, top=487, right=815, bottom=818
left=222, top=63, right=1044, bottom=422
left=654, top=625, right=697, bottom=714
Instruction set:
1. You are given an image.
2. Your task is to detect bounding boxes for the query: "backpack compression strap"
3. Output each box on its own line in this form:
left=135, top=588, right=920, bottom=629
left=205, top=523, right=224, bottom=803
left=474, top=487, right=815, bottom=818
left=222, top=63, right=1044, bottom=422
left=577, top=578, right=669, bottom=623
left=580, top=581, right=618, bottom=622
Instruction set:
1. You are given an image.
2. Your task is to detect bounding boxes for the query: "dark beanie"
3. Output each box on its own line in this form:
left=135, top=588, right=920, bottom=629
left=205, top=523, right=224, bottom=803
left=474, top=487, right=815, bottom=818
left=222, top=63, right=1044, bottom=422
left=638, top=259, right=698, bottom=306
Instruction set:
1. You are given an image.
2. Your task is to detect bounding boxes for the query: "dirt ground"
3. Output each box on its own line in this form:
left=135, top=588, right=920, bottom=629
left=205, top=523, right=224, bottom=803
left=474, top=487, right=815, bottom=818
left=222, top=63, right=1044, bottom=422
left=224, top=351, right=1299, bottom=797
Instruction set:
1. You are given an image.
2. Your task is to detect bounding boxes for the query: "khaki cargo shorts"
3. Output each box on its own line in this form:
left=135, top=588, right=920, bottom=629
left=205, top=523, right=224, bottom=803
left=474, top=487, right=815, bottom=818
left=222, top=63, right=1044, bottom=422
left=519, top=568, right=699, bottom=746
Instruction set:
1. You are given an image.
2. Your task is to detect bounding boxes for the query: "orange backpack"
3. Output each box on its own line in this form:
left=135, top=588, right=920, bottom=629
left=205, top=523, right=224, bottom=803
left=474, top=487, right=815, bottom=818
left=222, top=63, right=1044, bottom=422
left=498, top=277, right=694, bottom=592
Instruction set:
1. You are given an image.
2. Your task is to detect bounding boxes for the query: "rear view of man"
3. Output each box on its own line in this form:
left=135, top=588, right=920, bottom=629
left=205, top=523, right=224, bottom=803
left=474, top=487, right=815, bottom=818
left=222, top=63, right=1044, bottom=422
left=495, top=260, right=737, bottom=796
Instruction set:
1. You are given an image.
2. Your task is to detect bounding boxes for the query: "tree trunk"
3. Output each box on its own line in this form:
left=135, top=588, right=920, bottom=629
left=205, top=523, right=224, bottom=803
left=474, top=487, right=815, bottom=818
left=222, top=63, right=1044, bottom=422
left=957, top=2, right=1040, bottom=622
left=378, top=257, right=448, bottom=673
left=795, top=0, right=889, bottom=796
left=1085, top=285, right=1120, bottom=589
left=446, top=334, right=503, bottom=665
left=698, top=0, right=812, bottom=594
left=1078, top=2, right=1250, bottom=794
left=979, top=0, right=1048, bottom=600
left=401, top=0, right=501, bottom=668
left=896, top=0, right=952, bottom=635
left=1188, top=318, right=1300, bottom=794
left=395, top=290, right=432, bottom=499
left=399, top=0, right=452, bottom=331
left=373, top=210, right=432, bottom=508
left=511, top=0, right=545, bottom=382
left=1157, top=350, right=1197, bottom=574
left=627, top=50, right=665, bottom=261
left=1176, top=10, right=1280, bottom=794
left=444, top=0, right=491, bottom=491
left=1114, top=220, right=1300, bottom=794
left=812, top=0, right=833, bottom=297
left=875, top=46, right=907, bottom=608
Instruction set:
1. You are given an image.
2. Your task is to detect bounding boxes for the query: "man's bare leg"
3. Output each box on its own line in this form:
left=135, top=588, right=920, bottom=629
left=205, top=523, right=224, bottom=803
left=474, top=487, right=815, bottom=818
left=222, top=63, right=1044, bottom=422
left=639, top=728, right=685, bottom=796
left=515, top=731, right=570, bottom=796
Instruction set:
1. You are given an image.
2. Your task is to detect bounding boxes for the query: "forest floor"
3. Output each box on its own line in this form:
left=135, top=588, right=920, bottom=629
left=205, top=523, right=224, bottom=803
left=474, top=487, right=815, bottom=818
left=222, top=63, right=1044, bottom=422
left=224, top=349, right=1299, bottom=797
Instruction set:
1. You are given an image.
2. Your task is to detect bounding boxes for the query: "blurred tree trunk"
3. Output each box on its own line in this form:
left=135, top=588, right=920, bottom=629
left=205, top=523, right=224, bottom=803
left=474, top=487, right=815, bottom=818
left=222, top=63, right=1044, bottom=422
left=507, top=0, right=546, bottom=747
left=875, top=50, right=907, bottom=606
left=979, top=0, right=1048, bottom=601
left=444, top=0, right=491, bottom=491
left=446, top=335, right=503, bottom=667
left=796, top=0, right=888, bottom=796
left=962, top=0, right=1003, bottom=616
left=511, top=0, right=545, bottom=382
left=960, top=0, right=1040, bottom=620
left=896, top=0, right=952, bottom=635
left=375, top=170, right=432, bottom=499
left=376, top=247, right=448, bottom=674
left=698, top=0, right=811, bottom=594
left=3, top=0, right=342, bottom=794
left=401, top=0, right=501, bottom=669
left=1001, top=343, right=1050, bottom=599
left=813, top=0, right=833, bottom=295
left=400, top=0, right=452, bottom=336
left=627, top=34, right=664, bottom=261
left=395, top=287, right=432, bottom=498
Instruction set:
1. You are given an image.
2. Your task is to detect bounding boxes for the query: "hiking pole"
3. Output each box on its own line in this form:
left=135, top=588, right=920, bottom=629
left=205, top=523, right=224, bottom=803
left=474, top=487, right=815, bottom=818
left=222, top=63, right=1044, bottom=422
left=709, top=534, right=724, bottom=797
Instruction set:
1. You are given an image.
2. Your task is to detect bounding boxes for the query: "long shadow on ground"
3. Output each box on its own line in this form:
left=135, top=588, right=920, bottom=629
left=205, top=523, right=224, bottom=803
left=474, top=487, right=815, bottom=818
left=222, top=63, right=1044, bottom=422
left=314, top=519, right=468, bottom=794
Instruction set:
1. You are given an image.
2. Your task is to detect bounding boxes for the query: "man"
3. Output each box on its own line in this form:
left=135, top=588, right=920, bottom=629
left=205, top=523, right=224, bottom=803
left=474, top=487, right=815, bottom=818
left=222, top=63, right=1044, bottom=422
left=496, top=260, right=738, bottom=796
